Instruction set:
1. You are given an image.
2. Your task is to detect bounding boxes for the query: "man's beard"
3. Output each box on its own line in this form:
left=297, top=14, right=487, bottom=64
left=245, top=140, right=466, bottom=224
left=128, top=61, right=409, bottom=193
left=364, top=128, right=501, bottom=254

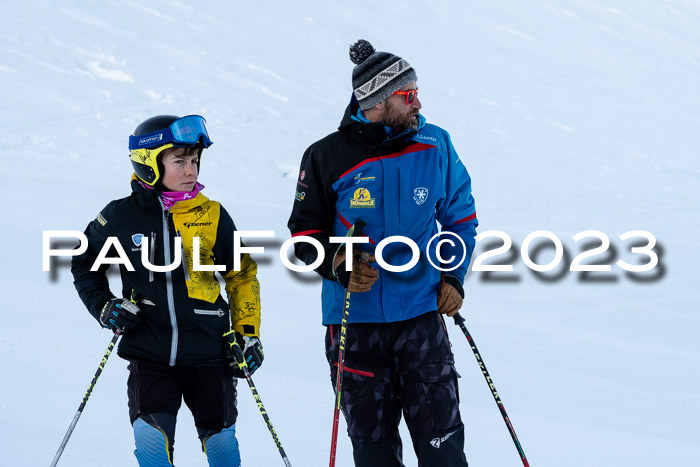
left=382, top=100, right=419, bottom=133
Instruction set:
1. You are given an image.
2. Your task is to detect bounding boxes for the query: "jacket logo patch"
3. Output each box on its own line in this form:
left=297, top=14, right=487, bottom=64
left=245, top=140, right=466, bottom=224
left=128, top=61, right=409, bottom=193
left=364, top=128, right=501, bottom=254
left=96, top=213, right=108, bottom=226
left=354, top=172, right=376, bottom=185
left=350, top=188, right=375, bottom=208
left=295, top=190, right=306, bottom=202
left=131, top=233, right=144, bottom=247
left=416, top=134, right=437, bottom=142
left=413, top=187, right=429, bottom=205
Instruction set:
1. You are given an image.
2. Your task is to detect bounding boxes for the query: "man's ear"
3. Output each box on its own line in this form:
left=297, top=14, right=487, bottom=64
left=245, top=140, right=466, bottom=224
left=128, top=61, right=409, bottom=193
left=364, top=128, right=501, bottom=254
left=373, top=101, right=384, bottom=110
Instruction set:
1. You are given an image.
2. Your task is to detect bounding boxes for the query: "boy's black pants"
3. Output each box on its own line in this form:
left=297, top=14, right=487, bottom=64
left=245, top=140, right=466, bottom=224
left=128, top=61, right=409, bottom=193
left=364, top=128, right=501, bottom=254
left=126, top=359, right=238, bottom=439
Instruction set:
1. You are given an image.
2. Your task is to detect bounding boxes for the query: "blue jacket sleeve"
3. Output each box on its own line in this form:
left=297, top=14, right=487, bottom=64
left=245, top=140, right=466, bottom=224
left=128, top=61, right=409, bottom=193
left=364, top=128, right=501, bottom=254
left=435, top=133, right=478, bottom=284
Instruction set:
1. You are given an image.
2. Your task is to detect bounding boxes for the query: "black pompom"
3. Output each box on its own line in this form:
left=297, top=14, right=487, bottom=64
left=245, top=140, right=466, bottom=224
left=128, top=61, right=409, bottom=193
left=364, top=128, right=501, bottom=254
left=349, top=39, right=376, bottom=65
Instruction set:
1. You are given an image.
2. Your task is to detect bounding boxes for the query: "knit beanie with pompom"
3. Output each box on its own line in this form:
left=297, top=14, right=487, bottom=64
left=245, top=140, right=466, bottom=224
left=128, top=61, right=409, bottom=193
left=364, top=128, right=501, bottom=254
left=349, top=39, right=417, bottom=110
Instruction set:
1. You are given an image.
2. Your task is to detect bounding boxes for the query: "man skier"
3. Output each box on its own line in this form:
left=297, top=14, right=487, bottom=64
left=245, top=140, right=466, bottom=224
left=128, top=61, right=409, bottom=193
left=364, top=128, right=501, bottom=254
left=288, top=40, right=478, bottom=466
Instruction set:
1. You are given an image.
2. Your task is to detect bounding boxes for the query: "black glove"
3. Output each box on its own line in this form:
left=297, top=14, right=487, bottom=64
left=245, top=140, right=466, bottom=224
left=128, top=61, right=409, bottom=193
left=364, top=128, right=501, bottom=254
left=225, top=331, right=264, bottom=377
left=100, top=298, right=141, bottom=333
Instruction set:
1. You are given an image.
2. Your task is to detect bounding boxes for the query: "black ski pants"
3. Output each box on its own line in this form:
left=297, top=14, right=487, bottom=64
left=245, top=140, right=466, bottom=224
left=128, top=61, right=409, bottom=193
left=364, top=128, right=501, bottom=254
left=325, top=311, right=469, bottom=467
left=126, top=358, right=238, bottom=441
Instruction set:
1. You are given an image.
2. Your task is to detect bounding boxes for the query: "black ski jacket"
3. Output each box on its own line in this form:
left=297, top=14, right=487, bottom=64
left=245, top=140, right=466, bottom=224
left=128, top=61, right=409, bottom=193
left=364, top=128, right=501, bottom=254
left=72, top=178, right=261, bottom=366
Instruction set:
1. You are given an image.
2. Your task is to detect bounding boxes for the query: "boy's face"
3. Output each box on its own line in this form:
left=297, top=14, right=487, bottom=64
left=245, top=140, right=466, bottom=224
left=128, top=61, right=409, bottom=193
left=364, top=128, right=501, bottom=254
left=160, top=146, right=199, bottom=192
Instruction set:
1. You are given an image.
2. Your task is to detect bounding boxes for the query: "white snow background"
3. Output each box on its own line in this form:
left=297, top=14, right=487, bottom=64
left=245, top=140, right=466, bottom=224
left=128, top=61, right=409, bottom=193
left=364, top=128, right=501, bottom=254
left=1, top=1, right=699, bottom=466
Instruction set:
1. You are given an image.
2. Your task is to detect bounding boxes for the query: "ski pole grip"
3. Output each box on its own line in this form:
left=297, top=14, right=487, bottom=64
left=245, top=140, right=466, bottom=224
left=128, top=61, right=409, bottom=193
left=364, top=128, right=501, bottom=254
left=223, top=330, right=246, bottom=365
left=453, top=312, right=466, bottom=326
left=352, top=219, right=367, bottom=237
left=352, top=219, right=369, bottom=263
left=224, top=329, right=236, bottom=346
left=351, top=220, right=369, bottom=262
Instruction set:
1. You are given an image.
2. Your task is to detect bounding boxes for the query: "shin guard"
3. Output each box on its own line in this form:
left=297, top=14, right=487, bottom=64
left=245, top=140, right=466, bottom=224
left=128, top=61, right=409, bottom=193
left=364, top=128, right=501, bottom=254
left=133, top=414, right=175, bottom=466
left=202, top=425, right=240, bottom=467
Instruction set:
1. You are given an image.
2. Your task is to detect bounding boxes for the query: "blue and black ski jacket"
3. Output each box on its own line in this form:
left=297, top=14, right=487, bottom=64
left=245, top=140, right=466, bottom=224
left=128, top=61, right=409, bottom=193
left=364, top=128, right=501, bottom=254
left=288, top=98, right=478, bottom=325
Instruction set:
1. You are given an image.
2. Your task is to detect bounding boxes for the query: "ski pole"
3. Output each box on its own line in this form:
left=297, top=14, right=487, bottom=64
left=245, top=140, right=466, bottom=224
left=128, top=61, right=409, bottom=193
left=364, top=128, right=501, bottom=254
left=452, top=313, right=530, bottom=467
left=329, top=219, right=367, bottom=467
left=50, top=331, right=121, bottom=467
left=224, top=330, right=292, bottom=467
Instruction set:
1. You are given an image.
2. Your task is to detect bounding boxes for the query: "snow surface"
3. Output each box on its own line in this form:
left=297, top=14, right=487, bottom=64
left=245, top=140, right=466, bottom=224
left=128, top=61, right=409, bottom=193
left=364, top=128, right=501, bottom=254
left=1, top=1, right=699, bottom=466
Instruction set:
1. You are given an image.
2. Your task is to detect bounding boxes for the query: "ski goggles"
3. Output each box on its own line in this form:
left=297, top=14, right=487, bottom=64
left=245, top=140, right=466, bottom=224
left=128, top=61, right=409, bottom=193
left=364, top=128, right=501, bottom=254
left=128, top=115, right=213, bottom=151
left=391, top=87, right=419, bottom=105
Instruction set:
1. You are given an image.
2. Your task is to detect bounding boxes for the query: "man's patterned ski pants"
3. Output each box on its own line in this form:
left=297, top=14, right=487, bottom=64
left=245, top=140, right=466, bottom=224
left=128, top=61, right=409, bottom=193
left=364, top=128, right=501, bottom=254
left=326, top=311, right=469, bottom=466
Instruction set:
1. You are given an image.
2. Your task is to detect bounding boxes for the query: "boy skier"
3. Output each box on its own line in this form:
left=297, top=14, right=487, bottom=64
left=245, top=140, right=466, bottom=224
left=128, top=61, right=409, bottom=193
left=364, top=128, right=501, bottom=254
left=72, top=114, right=263, bottom=466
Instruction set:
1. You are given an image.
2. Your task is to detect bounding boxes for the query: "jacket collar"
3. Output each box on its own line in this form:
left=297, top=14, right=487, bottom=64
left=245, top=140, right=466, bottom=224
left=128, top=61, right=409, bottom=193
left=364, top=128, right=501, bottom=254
left=338, top=95, right=427, bottom=151
left=130, top=174, right=209, bottom=213
left=168, top=192, right=209, bottom=213
left=130, top=176, right=161, bottom=212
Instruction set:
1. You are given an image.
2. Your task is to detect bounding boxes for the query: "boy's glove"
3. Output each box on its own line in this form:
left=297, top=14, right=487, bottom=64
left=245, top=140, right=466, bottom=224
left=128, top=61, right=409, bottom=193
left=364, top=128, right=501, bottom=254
left=100, top=298, right=141, bottom=333
left=225, top=330, right=264, bottom=377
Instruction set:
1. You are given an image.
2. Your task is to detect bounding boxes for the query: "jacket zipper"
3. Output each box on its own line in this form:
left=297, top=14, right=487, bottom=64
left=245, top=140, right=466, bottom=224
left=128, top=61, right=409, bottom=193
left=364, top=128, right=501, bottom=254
left=159, top=199, right=179, bottom=366
left=177, top=229, right=190, bottom=282
left=194, top=308, right=226, bottom=317
left=222, top=368, right=230, bottom=427
left=149, top=232, right=156, bottom=282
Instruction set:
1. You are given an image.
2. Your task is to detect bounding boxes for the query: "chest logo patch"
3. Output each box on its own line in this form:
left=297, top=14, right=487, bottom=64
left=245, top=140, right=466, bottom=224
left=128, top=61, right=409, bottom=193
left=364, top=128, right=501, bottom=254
left=131, top=233, right=144, bottom=247
left=413, top=187, right=429, bottom=205
left=353, top=172, right=376, bottom=185
left=350, top=187, right=375, bottom=208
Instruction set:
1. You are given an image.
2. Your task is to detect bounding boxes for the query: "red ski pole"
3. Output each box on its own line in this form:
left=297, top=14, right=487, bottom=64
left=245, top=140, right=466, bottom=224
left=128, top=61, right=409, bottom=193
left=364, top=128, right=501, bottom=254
left=329, top=219, right=367, bottom=467
left=453, top=313, right=530, bottom=466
